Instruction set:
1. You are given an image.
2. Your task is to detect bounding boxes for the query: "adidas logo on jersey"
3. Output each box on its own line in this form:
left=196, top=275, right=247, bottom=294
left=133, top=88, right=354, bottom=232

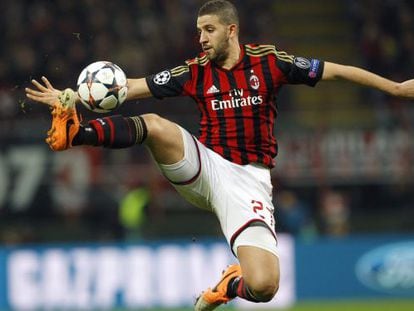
left=207, top=85, right=220, bottom=94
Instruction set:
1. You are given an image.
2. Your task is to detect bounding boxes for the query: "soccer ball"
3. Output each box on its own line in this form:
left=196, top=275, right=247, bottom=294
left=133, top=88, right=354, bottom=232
left=77, top=61, right=128, bottom=113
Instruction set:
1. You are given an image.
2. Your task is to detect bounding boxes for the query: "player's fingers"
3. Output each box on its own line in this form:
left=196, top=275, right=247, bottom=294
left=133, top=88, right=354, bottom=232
left=42, top=76, right=55, bottom=90
left=25, top=93, right=44, bottom=102
left=31, top=79, right=49, bottom=92
left=25, top=87, right=45, bottom=97
left=25, top=93, right=54, bottom=106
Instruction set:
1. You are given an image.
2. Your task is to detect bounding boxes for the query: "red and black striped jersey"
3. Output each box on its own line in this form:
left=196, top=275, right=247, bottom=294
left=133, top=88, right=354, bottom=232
left=146, top=44, right=324, bottom=168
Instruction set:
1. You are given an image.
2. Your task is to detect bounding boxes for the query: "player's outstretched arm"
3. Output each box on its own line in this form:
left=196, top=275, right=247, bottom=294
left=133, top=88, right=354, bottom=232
left=25, top=76, right=63, bottom=106
left=25, top=76, right=153, bottom=106
left=322, top=61, right=414, bottom=99
left=126, top=78, right=153, bottom=99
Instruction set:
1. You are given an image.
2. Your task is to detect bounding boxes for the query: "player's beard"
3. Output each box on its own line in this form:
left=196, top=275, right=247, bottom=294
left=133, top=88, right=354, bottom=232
left=208, top=35, right=230, bottom=65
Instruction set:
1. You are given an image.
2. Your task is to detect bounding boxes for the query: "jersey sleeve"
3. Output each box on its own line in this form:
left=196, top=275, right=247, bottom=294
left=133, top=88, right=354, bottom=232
left=145, top=64, right=192, bottom=99
left=276, top=50, right=324, bottom=87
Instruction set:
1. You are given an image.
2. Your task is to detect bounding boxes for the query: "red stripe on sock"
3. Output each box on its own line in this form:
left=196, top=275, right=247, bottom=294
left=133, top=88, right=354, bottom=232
left=104, top=117, right=115, bottom=145
left=89, top=120, right=104, bottom=145
left=236, top=277, right=245, bottom=297
left=235, top=277, right=260, bottom=302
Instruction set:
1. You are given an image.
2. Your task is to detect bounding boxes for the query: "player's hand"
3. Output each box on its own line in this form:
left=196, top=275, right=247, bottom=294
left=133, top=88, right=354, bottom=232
left=25, top=76, right=63, bottom=106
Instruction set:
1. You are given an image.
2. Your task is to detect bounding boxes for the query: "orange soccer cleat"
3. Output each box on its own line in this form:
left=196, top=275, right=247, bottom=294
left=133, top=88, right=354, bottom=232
left=194, top=264, right=242, bottom=311
left=45, top=88, right=80, bottom=151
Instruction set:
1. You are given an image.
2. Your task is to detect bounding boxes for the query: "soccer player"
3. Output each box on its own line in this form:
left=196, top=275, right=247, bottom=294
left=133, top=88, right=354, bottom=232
left=25, top=0, right=414, bottom=310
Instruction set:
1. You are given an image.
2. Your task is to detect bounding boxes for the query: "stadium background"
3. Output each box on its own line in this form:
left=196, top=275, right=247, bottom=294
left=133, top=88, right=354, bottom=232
left=0, top=0, right=413, bottom=310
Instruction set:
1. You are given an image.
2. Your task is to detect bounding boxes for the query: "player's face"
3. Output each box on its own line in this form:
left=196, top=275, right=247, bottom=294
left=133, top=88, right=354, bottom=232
left=197, top=15, right=231, bottom=63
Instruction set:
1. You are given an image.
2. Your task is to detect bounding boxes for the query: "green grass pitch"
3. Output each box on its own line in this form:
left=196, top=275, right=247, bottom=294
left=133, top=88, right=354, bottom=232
left=282, top=299, right=414, bottom=311
left=113, top=299, right=414, bottom=311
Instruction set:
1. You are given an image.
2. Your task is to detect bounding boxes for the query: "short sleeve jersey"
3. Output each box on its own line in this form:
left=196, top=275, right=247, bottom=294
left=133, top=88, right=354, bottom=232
left=146, top=44, right=324, bottom=168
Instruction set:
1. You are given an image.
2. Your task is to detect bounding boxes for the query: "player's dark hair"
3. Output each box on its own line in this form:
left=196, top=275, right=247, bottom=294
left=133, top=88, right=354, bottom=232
left=198, top=0, right=239, bottom=27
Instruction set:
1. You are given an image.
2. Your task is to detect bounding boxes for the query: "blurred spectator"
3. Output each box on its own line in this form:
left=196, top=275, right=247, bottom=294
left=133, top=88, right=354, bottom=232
left=277, top=190, right=317, bottom=240
left=119, top=187, right=150, bottom=241
left=319, top=190, right=350, bottom=237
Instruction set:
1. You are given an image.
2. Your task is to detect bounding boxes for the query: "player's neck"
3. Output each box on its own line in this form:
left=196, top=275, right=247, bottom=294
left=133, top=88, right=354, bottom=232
left=221, top=42, right=241, bottom=70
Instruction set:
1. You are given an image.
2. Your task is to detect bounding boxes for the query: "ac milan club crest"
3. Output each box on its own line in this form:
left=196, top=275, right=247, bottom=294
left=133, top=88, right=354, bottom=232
left=249, top=71, right=260, bottom=90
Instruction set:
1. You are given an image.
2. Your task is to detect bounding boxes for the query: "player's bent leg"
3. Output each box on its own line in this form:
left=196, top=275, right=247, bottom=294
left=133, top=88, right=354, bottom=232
left=45, top=98, right=185, bottom=168
left=155, top=125, right=202, bottom=184
left=194, top=254, right=278, bottom=311
left=236, top=245, right=280, bottom=302
left=231, top=225, right=280, bottom=302
left=141, top=113, right=185, bottom=165
left=195, top=224, right=279, bottom=310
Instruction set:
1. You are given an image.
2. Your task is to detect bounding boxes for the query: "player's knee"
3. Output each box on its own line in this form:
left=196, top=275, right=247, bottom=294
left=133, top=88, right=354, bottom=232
left=141, top=113, right=167, bottom=140
left=251, top=282, right=279, bottom=302
left=246, top=273, right=279, bottom=302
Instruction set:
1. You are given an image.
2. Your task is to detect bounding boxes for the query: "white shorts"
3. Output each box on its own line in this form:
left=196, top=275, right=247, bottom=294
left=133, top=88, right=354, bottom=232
left=157, top=126, right=278, bottom=257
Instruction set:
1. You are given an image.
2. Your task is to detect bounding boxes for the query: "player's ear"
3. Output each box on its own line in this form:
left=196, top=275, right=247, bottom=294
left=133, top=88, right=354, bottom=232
left=228, top=23, right=238, bottom=38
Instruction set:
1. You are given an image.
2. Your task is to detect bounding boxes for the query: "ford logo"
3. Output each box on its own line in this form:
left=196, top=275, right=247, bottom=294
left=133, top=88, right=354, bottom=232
left=355, top=241, right=414, bottom=296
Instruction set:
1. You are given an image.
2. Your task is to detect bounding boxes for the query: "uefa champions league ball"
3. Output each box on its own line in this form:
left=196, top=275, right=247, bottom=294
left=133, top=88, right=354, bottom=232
left=77, top=61, right=128, bottom=113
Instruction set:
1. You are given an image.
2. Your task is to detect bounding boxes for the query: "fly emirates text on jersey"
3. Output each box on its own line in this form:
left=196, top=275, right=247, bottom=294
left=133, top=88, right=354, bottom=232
left=211, top=88, right=263, bottom=111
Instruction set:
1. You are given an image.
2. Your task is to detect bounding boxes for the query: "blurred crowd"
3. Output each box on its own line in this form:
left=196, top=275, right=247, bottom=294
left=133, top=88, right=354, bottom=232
left=0, top=0, right=274, bottom=90
left=349, top=0, right=414, bottom=129
left=1, top=0, right=194, bottom=88
left=1, top=0, right=414, bottom=244
left=350, top=0, right=414, bottom=78
left=1, top=0, right=413, bottom=90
